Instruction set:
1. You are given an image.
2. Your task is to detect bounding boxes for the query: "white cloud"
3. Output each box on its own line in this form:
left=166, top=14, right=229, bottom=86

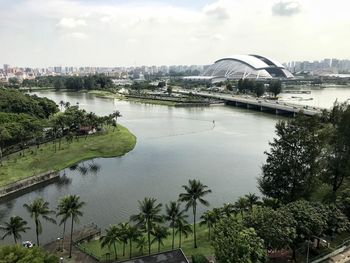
left=203, top=1, right=230, bottom=20
left=0, top=0, right=349, bottom=67
left=272, top=1, right=301, bottom=16
left=57, top=17, right=87, bottom=28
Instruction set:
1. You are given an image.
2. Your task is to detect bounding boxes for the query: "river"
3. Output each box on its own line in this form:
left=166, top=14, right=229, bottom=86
left=0, top=87, right=349, bottom=244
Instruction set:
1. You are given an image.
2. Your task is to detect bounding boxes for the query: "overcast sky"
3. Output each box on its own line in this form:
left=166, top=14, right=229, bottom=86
left=0, top=0, right=349, bottom=67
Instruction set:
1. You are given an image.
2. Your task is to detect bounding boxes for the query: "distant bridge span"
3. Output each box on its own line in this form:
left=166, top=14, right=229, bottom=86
left=176, top=90, right=324, bottom=117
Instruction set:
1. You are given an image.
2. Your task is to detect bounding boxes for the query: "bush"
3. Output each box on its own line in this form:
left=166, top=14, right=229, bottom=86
left=192, top=254, right=209, bottom=263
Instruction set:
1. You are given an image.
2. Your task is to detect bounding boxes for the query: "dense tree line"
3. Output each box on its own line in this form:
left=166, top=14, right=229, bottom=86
left=237, top=78, right=281, bottom=97
left=0, top=88, right=121, bottom=163
left=22, top=74, right=114, bottom=90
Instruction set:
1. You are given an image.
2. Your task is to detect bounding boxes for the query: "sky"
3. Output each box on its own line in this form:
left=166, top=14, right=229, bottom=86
left=0, top=0, right=349, bottom=67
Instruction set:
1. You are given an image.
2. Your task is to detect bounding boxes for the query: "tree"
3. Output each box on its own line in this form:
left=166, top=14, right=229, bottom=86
left=244, top=207, right=296, bottom=251
left=235, top=197, right=249, bottom=218
left=65, top=195, right=85, bottom=258
left=175, top=214, right=192, bottom=248
left=125, top=224, right=141, bottom=258
left=200, top=210, right=216, bottom=240
left=117, top=222, right=129, bottom=257
left=130, top=197, right=163, bottom=254
left=151, top=225, right=169, bottom=252
left=323, top=103, right=350, bottom=196
left=268, top=80, right=282, bottom=97
left=221, top=203, right=237, bottom=217
left=167, top=86, right=173, bottom=95
left=258, top=115, right=323, bottom=204
left=0, top=216, right=30, bottom=244
left=23, top=197, right=56, bottom=246
left=56, top=196, right=71, bottom=251
left=54, top=78, right=64, bottom=90
left=111, top=110, right=122, bottom=131
left=0, top=126, right=11, bottom=165
left=337, top=189, right=350, bottom=219
left=0, top=245, right=59, bottom=263
left=245, top=193, right=260, bottom=211
left=100, top=225, right=120, bottom=260
left=281, top=201, right=328, bottom=261
left=212, top=217, right=267, bottom=263
left=254, top=82, right=265, bottom=97
left=165, top=201, right=183, bottom=249
left=136, top=236, right=148, bottom=256
left=179, top=179, right=212, bottom=248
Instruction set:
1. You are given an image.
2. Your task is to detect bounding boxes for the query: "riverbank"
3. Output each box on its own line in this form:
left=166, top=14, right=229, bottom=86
left=0, top=125, right=136, bottom=187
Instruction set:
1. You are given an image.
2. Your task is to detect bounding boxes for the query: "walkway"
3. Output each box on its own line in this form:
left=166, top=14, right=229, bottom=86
left=43, top=224, right=100, bottom=263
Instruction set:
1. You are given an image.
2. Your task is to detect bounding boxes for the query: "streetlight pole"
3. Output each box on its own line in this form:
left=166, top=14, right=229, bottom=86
left=306, top=240, right=310, bottom=263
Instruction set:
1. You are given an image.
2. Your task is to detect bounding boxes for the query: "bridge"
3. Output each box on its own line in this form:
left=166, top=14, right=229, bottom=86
left=176, top=90, right=324, bottom=117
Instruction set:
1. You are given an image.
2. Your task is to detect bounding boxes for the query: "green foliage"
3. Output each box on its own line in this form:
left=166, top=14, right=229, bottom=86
left=0, top=216, right=30, bottom=244
left=179, top=179, right=212, bottom=248
left=192, top=254, right=209, bottom=263
left=254, top=82, right=265, bottom=97
left=258, top=114, right=323, bottom=203
left=268, top=80, right=282, bottom=97
left=0, top=88, right=58, bottom=118
left=0, top=245, right=59, bottom=263
left=244, top=207, right=296, bottom=250
left=212, top=217, right=267, bottom=263
left=337, top=189, right=350, bottom=219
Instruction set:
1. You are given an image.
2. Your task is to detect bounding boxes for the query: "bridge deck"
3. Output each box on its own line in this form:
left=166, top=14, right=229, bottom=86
left=177, top=90, right=324, bottom=116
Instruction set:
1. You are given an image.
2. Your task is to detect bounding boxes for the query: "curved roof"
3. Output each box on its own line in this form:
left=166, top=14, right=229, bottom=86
left=214, top=54, right=286, bottom=70
left=200, top=54, right=293, bottom=80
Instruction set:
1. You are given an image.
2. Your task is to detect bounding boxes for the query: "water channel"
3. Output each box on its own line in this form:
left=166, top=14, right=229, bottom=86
left=1, top=86, right=349, bottom=244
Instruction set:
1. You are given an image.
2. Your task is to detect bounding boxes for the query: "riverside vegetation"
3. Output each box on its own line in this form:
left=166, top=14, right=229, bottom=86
left=0, top=88, right=136, bottom=186
left=2, top=90, right=350, bottom=262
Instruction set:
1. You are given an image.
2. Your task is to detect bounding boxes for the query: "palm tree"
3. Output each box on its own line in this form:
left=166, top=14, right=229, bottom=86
left=245, top=193, right=260, bottom=211
left=56, top=196, right=71, bottom=251
left=125, top=224, right=141, bottom=258
left=130, top=197, right=163, bottom=254
left=23, top=197, right=56, bottom=246
left=136, top=236, right=147, bottom=256
left=0, top=216, right=30, bottom=244
left=222, top=203, right=236, bottom=217
left=65, top=195, right=85, bottom=258
left=151, top=225, right=169, bottom=252
left=200, top=210, right=216, bottom=240
left=175, top=216, right=192, bottom=248
left=100, top=225, right=120, bottom=260
left=112, top=110, right=122, bottom=131
left=178, top=179, right=212, bottom=248
left=59, top=100, right=65, bottom=111
left=117, top=222, right=129, bottom=257
left=165, top=201, right=184, bottom=250
left=234, top=197, right=249, bottom=218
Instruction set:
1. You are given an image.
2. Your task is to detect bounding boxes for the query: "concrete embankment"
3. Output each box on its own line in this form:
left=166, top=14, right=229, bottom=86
left=0, top=171, right=59, bottom=201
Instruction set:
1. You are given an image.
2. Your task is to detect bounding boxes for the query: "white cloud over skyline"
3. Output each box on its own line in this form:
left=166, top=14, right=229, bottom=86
left=0, top=0, right=349, bottom=67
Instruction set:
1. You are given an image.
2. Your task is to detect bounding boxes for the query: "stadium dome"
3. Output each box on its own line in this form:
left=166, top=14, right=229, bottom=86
left=185, top=55, right=294, bottom=82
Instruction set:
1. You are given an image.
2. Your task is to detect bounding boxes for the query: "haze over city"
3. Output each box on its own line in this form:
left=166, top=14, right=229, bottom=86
left=1, top=0, right=350, bottom=67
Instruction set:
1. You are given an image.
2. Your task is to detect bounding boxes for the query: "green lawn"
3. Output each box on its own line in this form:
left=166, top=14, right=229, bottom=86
left=0, top=125, right=136, bottom=186
left=79, top=224, right=213, bottom=261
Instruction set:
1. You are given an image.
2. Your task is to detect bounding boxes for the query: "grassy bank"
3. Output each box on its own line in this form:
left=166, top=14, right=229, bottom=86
left=87, top=90, right=178, bottom=106
left=0, top=125, right=136, bottom=187
left=79, top=224, right=213, bottom=261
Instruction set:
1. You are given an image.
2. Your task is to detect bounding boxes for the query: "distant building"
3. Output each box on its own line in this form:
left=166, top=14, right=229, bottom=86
left=184, top=54, right=293, bottom=83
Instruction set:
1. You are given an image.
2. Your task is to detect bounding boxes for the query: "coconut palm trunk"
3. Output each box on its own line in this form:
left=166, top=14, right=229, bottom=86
left=61, top=221, right=66, bottom=251
left=35, top=218, right=40, bottom=246
left=179, top=230, right=182, bottom=248
left=172, top=224, right=175, bottom=249
left=193, top=204, right=197, bottom=248
left=114, top=242, right=118, bottom=260
left=69, top=216, right=74, bottom=258
left=147, top=221, right=151, bottom=254
left=129, top=240, right=132, bottom=258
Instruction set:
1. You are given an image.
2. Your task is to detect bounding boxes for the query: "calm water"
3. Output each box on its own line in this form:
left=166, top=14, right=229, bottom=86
left=4, top=87, right=347, bottom=244
left=280, top=85, right=350, bottom=108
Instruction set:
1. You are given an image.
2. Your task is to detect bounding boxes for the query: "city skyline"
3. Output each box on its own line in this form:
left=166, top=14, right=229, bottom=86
left=0, top=0, right=350, bottom=67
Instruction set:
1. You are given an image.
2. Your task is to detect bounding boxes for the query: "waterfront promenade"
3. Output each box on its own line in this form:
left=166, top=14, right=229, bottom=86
left=176, top=90, right=324, bottom=116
